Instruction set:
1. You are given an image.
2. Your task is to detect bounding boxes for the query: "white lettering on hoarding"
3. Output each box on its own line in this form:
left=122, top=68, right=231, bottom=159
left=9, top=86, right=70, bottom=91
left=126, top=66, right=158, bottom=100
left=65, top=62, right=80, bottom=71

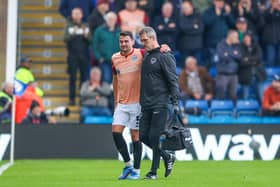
left=120, top=128, right=280, bottom=161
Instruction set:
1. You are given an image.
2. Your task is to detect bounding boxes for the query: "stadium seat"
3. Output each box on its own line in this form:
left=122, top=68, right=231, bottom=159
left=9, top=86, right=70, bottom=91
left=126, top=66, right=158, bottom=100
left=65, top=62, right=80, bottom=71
left=210, top=100, right=234, bottom=117
left=265, top=67, right=280, bottom=80
left=84, top=116, right=113, bottom=124
left=208, top=116, right=237, bottom=124
left=236, top=100, right=260, bottom=117
left=262, top=117, right=280, bottom=124
left=234, top=116, right=262, bottom=124
left=187, top=115, right=210, bottom=124
left=185, top=100, right=209, bottom=115
left=176, top=67, right=182, bottom=75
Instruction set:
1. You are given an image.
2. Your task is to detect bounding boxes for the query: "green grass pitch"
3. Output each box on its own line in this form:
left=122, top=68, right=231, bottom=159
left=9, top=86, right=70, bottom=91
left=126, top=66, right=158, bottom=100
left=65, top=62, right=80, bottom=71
left=0, top=160, right=279, bottom=187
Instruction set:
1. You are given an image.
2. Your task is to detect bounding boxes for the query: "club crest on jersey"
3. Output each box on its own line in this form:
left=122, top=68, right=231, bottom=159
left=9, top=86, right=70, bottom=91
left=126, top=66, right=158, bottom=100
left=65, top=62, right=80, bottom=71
left=151, top=58, right=157, bottom=64
left=131, top=55, right=138, bottom=62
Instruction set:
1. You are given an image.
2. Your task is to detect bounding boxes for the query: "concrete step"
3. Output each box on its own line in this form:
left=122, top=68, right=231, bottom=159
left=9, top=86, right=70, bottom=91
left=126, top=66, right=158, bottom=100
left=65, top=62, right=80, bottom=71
left=21, top=47, right=66, bottom=56
left=21, top=30, right=64, bottom=47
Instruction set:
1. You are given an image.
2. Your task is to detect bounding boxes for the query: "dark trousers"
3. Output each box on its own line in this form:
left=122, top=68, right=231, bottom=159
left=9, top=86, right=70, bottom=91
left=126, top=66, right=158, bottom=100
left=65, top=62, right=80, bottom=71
left=216, top=74, right=238, bottom=100
left=140, top=108, right=167, bottom=173
left=67, top=54, right=89, bottom=101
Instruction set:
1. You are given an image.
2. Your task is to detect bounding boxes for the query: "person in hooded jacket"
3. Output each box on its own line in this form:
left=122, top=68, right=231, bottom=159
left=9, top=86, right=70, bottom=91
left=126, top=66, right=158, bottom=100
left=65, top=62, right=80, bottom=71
left=238, top=32, right=266, bottom=100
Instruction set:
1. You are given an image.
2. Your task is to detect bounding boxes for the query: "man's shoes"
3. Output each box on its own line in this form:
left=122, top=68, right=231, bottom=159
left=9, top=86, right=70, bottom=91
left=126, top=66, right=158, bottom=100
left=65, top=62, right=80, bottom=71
left=126, top=170, right=140, bottom=180
left=164, top=153, right=175, bottom=177
left=118, top=166, right=133, bottom=180
left=144, top=171, right=157, bottom=180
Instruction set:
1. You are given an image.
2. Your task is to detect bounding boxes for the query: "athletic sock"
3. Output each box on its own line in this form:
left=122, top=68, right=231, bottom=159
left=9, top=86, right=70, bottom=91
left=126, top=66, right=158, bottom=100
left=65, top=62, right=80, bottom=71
left=112, top=132, right=131, bottom=163
left=132, top=141, right=142, bottom=170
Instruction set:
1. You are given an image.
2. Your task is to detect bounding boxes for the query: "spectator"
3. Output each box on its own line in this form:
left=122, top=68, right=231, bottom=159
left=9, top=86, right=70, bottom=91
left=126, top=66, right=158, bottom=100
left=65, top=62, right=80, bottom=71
left=216, top=30, right=242, bottom=100
left=233, top=0, right=262, bottom=35
left=178, top=0, right=204, bottom=66
left=153, top=0, right=182, bottom=17
left=138, top=0, right=154, bottom=18
left=64, top=8, right=91, bottom=105
left=88, top=0, right=110, bottom=34
left=152, top=1, right=178, bottom=51
left=235, top=17, right=250, bottom=42
left=262, top=74, right=280, bottom=116
left=15, top=84, right=44, bottom=124
left=59, top=0, right=95, bottom=21
left=22, top=100, right=56, bottom=125
left=80, top=67, right=112, bottom=120
left=203, top=0, right=235, bottom=66
left=0, top=82, right=13, bottom=124
left=238, top=32, right=266, bottom=100
left=179, top=56, right=215, bottom=101
left=15, top=55, right=44, bottom=97
left=92, top=11, right=120, bottom=83
left=261, top=0, right=280, bottom=67
left=118, top=0, right=149, bottom=34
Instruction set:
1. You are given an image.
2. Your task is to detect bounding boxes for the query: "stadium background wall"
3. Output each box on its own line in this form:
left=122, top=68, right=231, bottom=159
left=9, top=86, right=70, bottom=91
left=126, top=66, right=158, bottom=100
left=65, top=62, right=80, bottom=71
left=0, top=125, right=279, bottom=160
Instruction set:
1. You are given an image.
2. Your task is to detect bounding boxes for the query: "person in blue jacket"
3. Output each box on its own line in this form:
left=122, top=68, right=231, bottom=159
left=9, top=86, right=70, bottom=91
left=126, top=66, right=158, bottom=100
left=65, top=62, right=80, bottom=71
left=203, top=0, right=235, bottom=66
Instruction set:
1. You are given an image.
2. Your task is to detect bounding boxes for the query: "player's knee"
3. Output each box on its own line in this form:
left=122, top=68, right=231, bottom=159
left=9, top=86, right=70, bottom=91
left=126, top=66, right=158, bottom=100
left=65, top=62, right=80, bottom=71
left=112, top=125, right=124, bottom=133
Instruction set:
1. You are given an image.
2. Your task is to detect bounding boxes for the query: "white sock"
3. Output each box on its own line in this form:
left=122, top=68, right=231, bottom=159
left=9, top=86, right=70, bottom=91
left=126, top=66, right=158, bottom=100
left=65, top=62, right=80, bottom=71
left=133, top=169, right=140, bottom=174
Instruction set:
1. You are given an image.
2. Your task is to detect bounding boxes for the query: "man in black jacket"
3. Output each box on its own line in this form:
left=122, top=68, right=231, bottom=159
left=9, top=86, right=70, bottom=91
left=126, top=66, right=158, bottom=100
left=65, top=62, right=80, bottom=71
left=139, top=27, right=179, bottom=179
left=64, top=8, right=91, bottom=105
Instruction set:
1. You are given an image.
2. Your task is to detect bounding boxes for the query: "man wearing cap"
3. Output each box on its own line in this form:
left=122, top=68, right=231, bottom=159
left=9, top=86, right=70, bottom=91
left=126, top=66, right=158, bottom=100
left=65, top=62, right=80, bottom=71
left=22, top=100, right=56, bottom=125
left=262, top=74, right=280, bottom=116
left=15, top=56, right=44, bottom=97
left=236, top=17, right=249, bottom=42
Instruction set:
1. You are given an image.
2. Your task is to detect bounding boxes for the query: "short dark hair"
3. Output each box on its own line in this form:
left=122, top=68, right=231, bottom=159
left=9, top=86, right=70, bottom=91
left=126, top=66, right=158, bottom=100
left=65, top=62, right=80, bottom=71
left=120, top=31, right=133, bottom=39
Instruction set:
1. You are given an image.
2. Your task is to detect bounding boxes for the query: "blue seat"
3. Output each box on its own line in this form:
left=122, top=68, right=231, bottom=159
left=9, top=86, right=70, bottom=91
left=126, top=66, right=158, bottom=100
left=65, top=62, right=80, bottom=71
left=187, top=115, right=210, bottom=124
left=208, top=116, right=236, bottom=124
left=266, top=67, right=280, bottom=80
left=236, top=100, right=260, bottom=116
left=185, top=100, right=208, bottom=115
left=210, top=100, right=234, bottom=117
left=262, top=117, right=280, bottom=124
left=84, top=116, right=113, bottom=124
left=235, top=116, right=262, bottom=124
left=176, top=67, right=182, bottom=75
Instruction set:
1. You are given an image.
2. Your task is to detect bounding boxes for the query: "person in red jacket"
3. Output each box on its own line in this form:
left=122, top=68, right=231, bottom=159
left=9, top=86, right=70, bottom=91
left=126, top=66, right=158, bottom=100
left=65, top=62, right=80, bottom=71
left=15, top=85, right=44, bottom=124
left=262, top=74, right=280, bottom=116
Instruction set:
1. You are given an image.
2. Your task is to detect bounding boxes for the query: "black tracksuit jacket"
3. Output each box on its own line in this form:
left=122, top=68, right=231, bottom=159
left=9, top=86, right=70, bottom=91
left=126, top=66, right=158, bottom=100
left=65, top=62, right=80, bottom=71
left=140, top=47, right=179, bottom=110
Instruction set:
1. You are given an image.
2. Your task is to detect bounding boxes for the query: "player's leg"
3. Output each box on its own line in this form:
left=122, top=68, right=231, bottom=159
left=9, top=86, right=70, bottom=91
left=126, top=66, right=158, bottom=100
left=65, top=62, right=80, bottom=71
left=126, top=129, right=142, bottom=179
left=112, top=105, right=132, bottom=179
left=126, top=103, right=142, bottom=179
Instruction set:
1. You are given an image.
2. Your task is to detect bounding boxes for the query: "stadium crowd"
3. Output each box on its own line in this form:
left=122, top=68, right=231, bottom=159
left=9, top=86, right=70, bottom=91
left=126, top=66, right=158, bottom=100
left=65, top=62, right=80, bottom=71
left=1, top=0, right=280, bottom=124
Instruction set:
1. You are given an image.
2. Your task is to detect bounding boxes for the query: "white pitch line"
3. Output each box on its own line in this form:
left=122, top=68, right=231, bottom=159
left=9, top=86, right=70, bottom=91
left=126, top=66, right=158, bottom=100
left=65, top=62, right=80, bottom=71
left=0, top=162, right=13, bottom=176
